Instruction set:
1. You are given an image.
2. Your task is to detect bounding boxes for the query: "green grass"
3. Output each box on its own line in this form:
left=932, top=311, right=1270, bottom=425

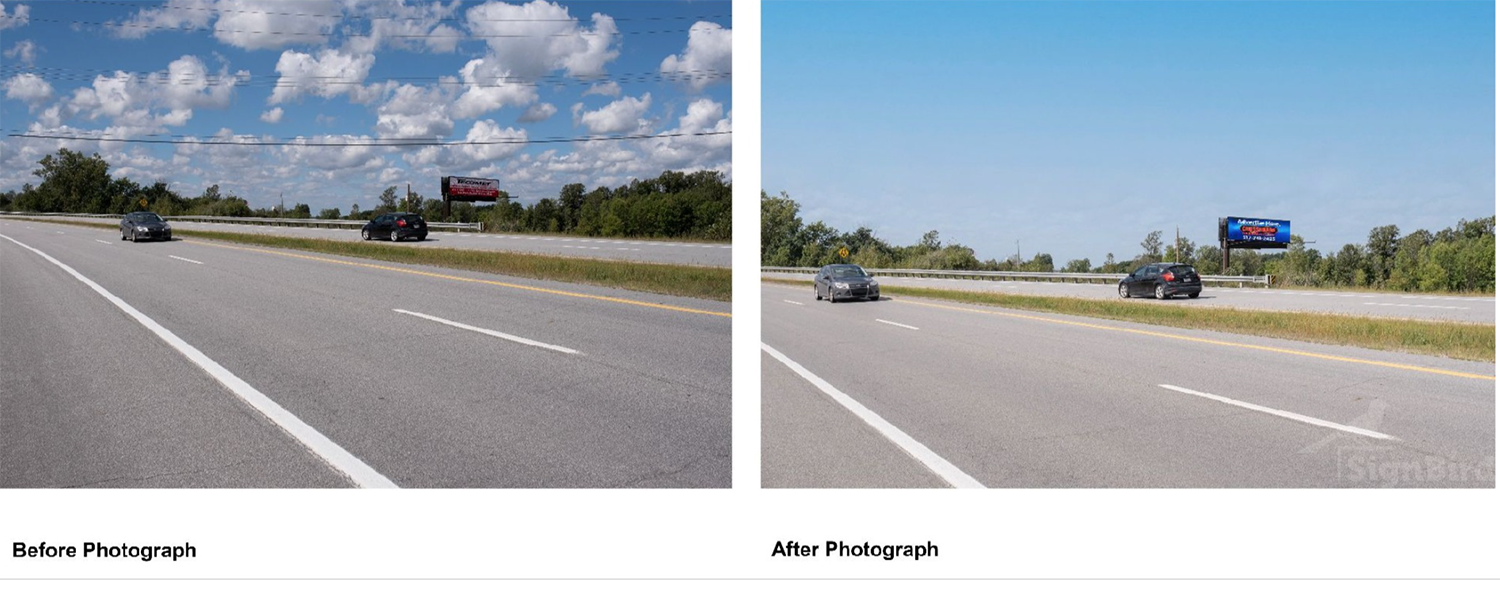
left=764, top=277, right=1494, bottom=362
left=23, top=218, right=731, bottom=301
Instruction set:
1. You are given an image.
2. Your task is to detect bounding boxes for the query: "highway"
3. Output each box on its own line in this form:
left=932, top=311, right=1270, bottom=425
left=0, top=220, right=730, bottom=488
left=761, top=283, right=1494, bottom=488
left=763, top=271, right=1496, bottom=324
left=27, top=215, right=732, bottom=267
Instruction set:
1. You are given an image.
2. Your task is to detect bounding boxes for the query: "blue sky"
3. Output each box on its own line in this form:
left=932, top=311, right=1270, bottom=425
left=1, top=0, right=730, bottom=212
left=764, top=1, right=1494, bottom=265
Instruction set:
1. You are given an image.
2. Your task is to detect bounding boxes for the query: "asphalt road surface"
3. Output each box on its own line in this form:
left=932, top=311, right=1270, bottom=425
left=763, top=272, right=1495, bottom=324
left=761, top=283, right=1494, bottom=488
left=30, top=215, right=732, bottom=267
left=0, top=220, right=730, bottom=488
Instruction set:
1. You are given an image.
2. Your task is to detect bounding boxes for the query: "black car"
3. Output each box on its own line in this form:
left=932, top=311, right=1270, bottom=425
left=120, top=211, right=172, bottom=242
left=362, top=213, right=428, bottom=242
left=814, top=263, right=880, bottom=302
left=1119, top=262, right=1202, bottom=299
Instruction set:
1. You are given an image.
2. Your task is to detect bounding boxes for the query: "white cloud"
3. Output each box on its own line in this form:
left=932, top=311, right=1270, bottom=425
left=343, top=1, right=464, bottom=55
left=268, top=48, right=376, bottom=104
left=402, top=119, right=526, bottom=171
left=464, top=1, right=620, bottom=78
left=57, top=55, right=244, bottom=132
left=582, top=81, right=621, bottom=98
left=577, top=93, right=651, bottom=134
left=3, top=72, right=52, bottom=106
left=0, top=2, right=30, bottom=30
left=375, top=83, right=454, bottom=139
left=449, top=57, right=537, bottom=119
left=260, top=107, right=284, bottom=123
left=111, top=0, right=214, bottom=39
left=153, top=55, right=244, bottom=110
left=4, top=40, right=36, bottom=66
left=214, top=0, right=339, bottom=50
left=281, top=134, right=387, bottom=171
left=660, top=22, right=732, bottom=92
left=517, top=102, right=556, bottom=123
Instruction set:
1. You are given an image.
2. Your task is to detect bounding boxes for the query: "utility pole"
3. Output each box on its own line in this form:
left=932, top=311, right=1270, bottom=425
left=1175, top=225, right=1180, bottom=263
left=278, top=191, right=284, bottom=217
left=1016, top=240, right=1021, bottom=268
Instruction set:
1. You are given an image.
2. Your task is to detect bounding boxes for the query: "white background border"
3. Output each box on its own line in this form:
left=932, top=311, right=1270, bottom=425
left=3, top=0, right=1498, bottom=583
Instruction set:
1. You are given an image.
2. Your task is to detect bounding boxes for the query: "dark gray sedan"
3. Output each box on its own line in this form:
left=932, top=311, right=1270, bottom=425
left=120, top=211, right=172, bottom=242
left=814, top=263, right=880, bottom=302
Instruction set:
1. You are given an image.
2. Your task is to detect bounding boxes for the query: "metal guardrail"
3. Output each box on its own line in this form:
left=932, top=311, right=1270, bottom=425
left=1, top=211, right=482, bottom=232
left=761, top=266, right=1271, bottom=287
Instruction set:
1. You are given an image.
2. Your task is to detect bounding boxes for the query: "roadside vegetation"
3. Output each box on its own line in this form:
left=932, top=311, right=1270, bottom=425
left=24, top=217, right=730, bottom=301
left=763, top=277, right=1492, bottom=362
left=0, top=148, right=730, bottom=241
left=763, top=191, right=1494, bottom=294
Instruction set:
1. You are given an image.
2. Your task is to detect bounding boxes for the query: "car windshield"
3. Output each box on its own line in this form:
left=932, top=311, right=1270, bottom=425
left=829, top=266, right=867, bottom=279
left=129, top=213, right=163, bottom=222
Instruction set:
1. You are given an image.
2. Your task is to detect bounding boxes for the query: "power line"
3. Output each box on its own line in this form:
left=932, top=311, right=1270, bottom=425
left=71, top=0, right=728, bottom=23
left=0, top=66, right=730, bottom=88
left=6, top=130, right=731, bottom=147
left=0, top=14, right=723, bottom=38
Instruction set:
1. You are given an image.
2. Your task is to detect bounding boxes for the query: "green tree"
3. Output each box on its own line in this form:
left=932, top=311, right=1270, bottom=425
left=1139, top=230, right=1163, bottom=264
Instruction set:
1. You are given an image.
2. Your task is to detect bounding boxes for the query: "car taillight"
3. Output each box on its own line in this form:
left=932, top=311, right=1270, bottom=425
left=397, top=219, right=407, bottom=228
left=1162, top=271, right=1175, bottom=282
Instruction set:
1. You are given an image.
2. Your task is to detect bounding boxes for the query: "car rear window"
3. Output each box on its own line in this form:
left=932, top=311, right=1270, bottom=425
left=1168, top=265, right=1198, bottom=275
left=400, top=215, right=424, bottom=224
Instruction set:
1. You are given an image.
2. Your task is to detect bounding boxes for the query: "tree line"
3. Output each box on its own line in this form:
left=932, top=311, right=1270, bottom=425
left=0, top=148, right=730, bottom=240
left=763, top=191, right=1494, bottom=293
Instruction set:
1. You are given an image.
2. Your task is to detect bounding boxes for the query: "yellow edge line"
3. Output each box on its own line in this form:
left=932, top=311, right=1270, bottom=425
left=891, top=298, right=1495, bottom=381
left=191, top=240, right=731, bottom=318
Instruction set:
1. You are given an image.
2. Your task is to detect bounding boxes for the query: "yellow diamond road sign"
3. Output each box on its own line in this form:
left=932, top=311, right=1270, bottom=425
left=139, top=198, right=148, bottom=208
left=838, top=247, right=849, bottom=259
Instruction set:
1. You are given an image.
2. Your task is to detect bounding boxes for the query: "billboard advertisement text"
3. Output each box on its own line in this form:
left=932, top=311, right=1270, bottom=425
left=1226, top=217, right=1291, bottom=244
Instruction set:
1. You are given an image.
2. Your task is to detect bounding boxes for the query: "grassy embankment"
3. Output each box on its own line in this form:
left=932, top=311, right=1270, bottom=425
left=20, top=218, right=731, bottom=301
left=763, top=277, right=1493, bottom=362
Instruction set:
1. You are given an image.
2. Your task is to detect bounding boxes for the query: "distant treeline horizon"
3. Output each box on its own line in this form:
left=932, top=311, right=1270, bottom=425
left=0, top=148, right=731, bottom=241
left=763, top=191, right=1494, bottom=293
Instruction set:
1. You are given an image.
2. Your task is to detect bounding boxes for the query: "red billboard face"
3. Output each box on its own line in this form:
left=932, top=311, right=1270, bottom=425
left=445, top=176, right=500, bottom=201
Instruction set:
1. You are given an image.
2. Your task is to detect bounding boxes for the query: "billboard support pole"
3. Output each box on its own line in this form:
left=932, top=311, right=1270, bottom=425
left=1221, top=236, right=1228, bottom=273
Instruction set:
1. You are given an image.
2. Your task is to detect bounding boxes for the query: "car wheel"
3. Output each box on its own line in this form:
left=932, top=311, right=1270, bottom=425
left=361, top=229, right=370, bottom=241
left=1155, top=284, right=1168, bottom=300
left=390, top=232, right=400, bottom=242
left=814, top=285, right=822, bottom=301
left=120, top=229, right=127, bottom=241
left=1118, top=284, right=1129, bottom=298
left=1189, top=292, right=1200, bottom=299
left=127, top=230, right=135, bottom=242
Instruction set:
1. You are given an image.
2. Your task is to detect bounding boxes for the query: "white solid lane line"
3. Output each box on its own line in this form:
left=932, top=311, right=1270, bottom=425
left=94, top=239, right=111, bottom=245
left=393, top=309, right=580, bottom=355
left=762, top=343, right=986, bottom=489
left=1157, top=384, right=1397, bottom=441
left=169, top=255, right=204, bottom=265
left=0, top=232, right=397, bottom=488
left=782, top=300, right=805, bottom=306
left=876, top=319, right=920, bottom=331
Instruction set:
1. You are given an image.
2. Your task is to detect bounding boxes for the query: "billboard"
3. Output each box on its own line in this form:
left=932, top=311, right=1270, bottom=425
left=441, top=176, right=501, bottom=202
left=1224, top=216, right=1290, bottom=248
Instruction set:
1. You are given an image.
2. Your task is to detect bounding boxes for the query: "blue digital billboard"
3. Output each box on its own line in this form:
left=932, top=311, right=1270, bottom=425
left=1226, top=217, right=1290, bottom=244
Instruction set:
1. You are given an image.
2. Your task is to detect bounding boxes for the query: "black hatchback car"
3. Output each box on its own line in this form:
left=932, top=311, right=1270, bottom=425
left=1119, top=262, right=1202, bottom=299
left=362, top=212, right=428, bottom=242
left=120, top=211, right=172, bottom=242
left=814, top=263, right=880, bottom=302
